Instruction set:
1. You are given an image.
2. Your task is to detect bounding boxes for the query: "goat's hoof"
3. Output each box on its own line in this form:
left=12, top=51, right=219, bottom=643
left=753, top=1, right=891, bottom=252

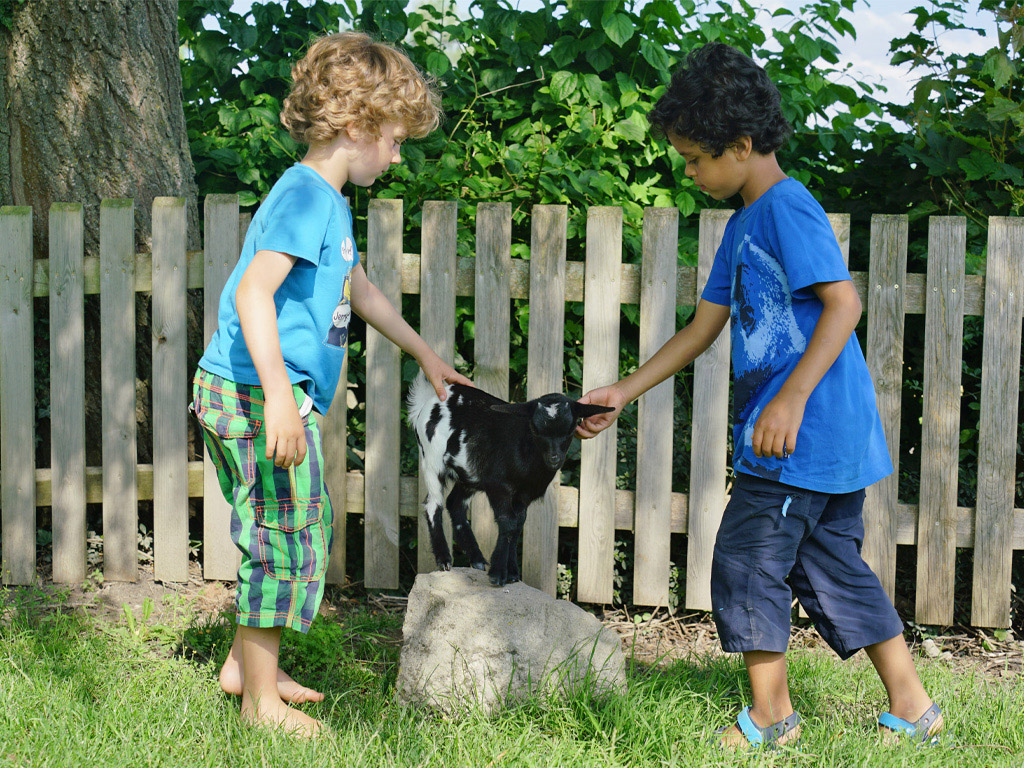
left=471, top=561, right=487, bottom=571
left=436, top=562, right=452, bottom=572
left=489, top=574, right=506, bottom=587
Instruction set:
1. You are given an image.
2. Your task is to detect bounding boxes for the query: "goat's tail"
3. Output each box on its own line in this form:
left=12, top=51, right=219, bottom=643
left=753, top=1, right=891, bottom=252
left=405, top=371, right=439, bottom=428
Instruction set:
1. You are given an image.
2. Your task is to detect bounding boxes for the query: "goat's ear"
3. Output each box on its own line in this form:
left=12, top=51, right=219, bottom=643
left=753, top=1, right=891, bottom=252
left=571, top=401, right=615, bottom=419
left=489, top=402, right=532, bottom=417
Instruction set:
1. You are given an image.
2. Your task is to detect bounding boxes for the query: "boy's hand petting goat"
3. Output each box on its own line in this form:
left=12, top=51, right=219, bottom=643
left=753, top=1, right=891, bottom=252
left=407, top=373, right=614, bottom=586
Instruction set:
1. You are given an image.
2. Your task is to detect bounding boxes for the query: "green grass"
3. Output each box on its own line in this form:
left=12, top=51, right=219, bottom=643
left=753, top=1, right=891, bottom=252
left=1, top=588, right=1021, bottom=768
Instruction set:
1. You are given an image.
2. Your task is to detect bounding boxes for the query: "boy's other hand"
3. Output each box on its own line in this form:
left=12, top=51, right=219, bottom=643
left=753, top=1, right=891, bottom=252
left=575, top=385, right=627, bottom=439
left=751, top=391, right=805, bottom=458
left=420, top=356, right=473, bottom=401
left=264, top=392, right=307, bottom=468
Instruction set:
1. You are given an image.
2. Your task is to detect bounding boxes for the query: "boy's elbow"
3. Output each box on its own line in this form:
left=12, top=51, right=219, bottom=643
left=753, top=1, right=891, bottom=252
left=847, top=289, right=862, bottom=323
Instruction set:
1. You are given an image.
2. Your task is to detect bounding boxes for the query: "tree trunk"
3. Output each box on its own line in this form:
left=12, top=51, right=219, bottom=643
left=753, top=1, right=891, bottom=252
left=0, top=0, right=201, bottom=475
left=0, top=0, right=199, bottom=253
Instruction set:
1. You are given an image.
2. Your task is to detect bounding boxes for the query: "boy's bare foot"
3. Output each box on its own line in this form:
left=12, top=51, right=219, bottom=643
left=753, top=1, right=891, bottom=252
left=241, top=693, right=326, bottom=738
left=219, top=653, right=324, bottom=703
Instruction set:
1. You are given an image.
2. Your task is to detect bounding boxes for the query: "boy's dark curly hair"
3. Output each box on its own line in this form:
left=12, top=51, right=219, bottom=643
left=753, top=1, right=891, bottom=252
left=648, top=42, right=792, bottom=158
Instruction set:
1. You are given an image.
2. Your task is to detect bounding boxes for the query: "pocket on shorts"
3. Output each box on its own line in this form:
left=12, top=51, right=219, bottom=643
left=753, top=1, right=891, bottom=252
left=253, top=493, right=323, bottom=532
left=193, top=398, right=262, bottom=440
left=253, top=496, right=328, bottom=582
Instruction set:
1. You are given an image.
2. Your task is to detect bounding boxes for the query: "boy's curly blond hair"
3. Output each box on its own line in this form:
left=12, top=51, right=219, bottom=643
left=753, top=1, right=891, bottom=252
left=280, top=32, right=441, bottom=145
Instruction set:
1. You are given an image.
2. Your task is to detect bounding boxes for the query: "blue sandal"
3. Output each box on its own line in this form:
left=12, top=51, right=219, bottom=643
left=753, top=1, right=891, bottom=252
left=878, top=702, right=942, bottom=745
left=716, top=706, right=801, bottom=749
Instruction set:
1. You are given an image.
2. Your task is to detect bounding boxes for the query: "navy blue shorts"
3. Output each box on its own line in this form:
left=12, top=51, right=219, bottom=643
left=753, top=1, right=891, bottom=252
left=711, top=474, right=905, bottom=660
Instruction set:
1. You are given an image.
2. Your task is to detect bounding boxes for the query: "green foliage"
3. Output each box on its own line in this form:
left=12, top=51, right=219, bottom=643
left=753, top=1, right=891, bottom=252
left=0, top=0, right=27, bottom=31
left=179, top=0, right=879, bottom=260
left=179, top=0, right=359, bottom=207
left=878, top=0, right=1023, bottom=255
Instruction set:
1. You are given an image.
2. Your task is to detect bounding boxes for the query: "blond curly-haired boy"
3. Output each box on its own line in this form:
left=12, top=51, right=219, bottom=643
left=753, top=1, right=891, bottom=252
left=193, top=32, right=470, bottom=737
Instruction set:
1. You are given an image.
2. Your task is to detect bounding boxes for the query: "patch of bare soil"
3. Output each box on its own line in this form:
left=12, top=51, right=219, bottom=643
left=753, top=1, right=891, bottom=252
left=595, top=605, right=1023, bottom=680
left=24, top=560, right=235, bottom=627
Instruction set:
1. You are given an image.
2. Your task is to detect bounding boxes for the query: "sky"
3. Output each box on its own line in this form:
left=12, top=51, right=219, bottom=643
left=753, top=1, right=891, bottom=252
left=226, top=0, right=999, bottom=105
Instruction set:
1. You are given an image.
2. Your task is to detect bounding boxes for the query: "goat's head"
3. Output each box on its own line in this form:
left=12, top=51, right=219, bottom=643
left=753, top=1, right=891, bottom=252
left=491, top=395, right=614, bottom=470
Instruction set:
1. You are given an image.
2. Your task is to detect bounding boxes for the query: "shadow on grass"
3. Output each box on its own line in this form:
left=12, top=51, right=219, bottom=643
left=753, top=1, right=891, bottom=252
left=176, top=604, right=406, bottom=711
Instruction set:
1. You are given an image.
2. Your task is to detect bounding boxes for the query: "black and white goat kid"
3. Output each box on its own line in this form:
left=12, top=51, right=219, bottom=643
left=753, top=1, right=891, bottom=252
left=407, top=373, right=614, bottom=586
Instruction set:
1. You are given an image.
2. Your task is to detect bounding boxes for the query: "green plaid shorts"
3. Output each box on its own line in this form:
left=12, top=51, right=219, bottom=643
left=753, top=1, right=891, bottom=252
left=192, top=367, right=333, bottom=633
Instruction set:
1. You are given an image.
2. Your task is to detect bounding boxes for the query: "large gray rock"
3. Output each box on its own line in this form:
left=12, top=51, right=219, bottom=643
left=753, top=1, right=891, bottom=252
left=395, top=568, right=627, bottom=715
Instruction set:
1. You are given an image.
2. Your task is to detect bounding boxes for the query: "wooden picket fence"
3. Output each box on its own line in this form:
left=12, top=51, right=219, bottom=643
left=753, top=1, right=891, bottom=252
left=1, top=197, right=1022, bottom=629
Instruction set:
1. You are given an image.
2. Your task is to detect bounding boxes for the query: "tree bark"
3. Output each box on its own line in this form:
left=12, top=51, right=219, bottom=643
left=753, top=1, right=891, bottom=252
left=0, top=0, right=199, bottom=254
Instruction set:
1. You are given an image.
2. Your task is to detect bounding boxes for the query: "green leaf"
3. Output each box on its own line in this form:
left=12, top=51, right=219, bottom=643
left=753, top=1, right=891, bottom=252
left=614, top=117, right=645, bottom=143
left=238, top=191, right=260, bottom=208
left=586, top=47, right=614, bottom=73
left=549, top=71, right=578, bottom=102
left=958, top=153, right=999, bottom=181
left=581, top=73, right=606, bottom=102
left=639, top=38, right=672, bottom=73
left=425, top=50, right=450, bottom=77
left=794, top=33, right=821, bottom=63
left=481, top=68, right=513, bottom=93
left=236, top=166, right=260, bottom=185
left=982, top=52, right=1016, bottom=90
left=602, top=12, right=635, bottom=47
left=208, top=148, right=243, bottom=166
left=550, top=36, right=578, bottom=68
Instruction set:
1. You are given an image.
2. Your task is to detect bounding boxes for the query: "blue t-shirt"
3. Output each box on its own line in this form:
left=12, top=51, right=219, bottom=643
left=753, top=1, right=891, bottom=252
left=198, top=163, right=359, bottom=414
left=700, top=178, right=892, bottom=493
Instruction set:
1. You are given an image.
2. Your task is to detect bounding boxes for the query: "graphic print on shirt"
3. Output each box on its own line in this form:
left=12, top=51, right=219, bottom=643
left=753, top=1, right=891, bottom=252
left=325, top=272, right=352, bottom=350
left=732, top=235, right=807, bottom=479
left=341, top=235, right=355, bottom=263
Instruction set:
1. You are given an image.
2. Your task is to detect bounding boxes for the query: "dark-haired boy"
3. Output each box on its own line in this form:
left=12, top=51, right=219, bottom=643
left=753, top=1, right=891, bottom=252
left=577, top=42, right=941, bottom=749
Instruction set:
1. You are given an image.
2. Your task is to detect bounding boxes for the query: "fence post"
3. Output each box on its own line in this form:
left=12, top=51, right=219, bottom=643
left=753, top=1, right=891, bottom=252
left=633, top=207, right=677, bottom=607
left=50, top=203, right=87, bottom=583
left=0, top=206, right=35, bottom=585
left=471, top=203, right=512, bottom=559
left=417, top=201, right=458, bottom=574
left=323, top=354, right=349, bottom=585
left=152, top=198, right=189, bottom=583
left=364, top=198, right=403, bottom=590
left=201, top=194, right=241, bottom=581
left=863, top=215, right=907, bottom=599
left=971, top=217, right=1024, bottom=628
left=685, top=209, right=731, bottom=610
left=578, top=206, right=622, bottom=604
left=522, top=205, right=566, bottom=595
left=916, top=216, right=966, bottom=626
left=100, top=199, right=138, bottom=582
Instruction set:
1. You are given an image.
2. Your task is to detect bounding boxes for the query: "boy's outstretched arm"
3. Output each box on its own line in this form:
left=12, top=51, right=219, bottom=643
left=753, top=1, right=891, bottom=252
left=576, top=299, right=730, bottom=438
left=236, top=249, right=308, bottom=468
left=348, top=263, right=472, bottom=399
left=752, top=279, right=862, bottom=458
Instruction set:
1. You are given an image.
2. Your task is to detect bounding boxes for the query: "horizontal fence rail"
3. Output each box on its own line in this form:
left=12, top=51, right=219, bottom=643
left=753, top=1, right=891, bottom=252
left=1, top=199, right=1022, bottom=630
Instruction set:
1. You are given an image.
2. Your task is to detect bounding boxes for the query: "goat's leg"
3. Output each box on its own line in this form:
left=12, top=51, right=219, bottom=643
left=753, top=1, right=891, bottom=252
left=485, top=492, right=516, bottom=586
left=505, top=504, right=527, bottom=583
left=446, top=482, right=487, bottom=571
left=422, top=469, right=452, bottom=571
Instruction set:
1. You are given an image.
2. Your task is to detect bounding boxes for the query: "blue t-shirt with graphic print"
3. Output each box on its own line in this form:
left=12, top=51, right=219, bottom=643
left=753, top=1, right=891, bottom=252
left=199, top=163, right=359, bottom=414
left=700, top=178, right=892, bottom=494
